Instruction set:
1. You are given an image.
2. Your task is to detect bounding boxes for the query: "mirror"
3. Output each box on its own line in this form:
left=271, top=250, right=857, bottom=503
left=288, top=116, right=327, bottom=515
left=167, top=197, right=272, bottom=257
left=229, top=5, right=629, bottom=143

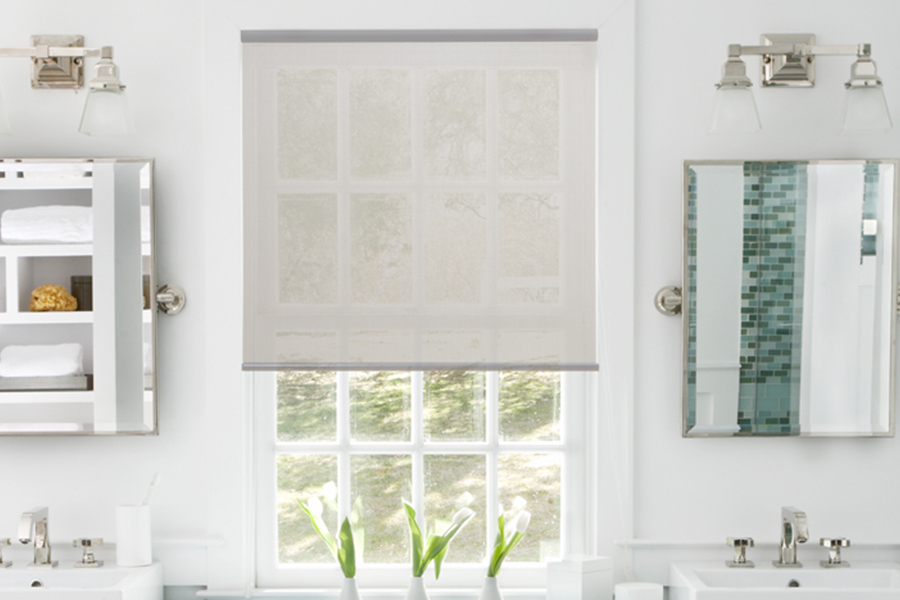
left=0, top=158, right=156, bottom=434
left=684, top=160, right=897, bottom=437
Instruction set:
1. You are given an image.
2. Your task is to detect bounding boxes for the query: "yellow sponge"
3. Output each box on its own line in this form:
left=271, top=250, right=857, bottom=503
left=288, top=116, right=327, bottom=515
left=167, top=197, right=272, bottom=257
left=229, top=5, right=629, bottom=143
left=30, top=284, right=77, bottom=312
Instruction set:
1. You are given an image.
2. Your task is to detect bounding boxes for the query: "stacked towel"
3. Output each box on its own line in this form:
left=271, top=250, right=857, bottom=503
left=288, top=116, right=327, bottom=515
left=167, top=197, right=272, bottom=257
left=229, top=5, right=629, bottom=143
left=1, top=206, right=92, bottom=244
left=0, top=343, right=84, bottom=378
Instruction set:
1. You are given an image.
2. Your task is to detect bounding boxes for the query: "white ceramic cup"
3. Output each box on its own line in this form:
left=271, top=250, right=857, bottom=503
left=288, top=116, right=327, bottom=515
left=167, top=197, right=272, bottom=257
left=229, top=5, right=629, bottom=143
left=116, top=505, right=152, bottom=566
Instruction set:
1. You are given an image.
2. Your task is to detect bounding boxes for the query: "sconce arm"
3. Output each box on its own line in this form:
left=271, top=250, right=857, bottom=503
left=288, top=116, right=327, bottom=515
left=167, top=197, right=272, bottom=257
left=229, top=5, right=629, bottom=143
left=0, top=45, right=112, bottom=60
left=728, top=42, right=869, bottom=59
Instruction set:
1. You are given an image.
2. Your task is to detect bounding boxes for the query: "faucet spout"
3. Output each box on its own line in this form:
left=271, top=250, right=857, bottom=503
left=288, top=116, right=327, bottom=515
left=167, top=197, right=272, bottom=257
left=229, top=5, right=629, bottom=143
left=18, top=507, right=53, bottom=567
left=775, top=506, right=808, bottom=567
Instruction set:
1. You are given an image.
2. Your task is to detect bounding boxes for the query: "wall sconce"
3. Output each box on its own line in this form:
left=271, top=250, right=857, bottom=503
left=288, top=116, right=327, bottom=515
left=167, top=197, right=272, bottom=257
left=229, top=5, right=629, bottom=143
left=0, top=35, right=134, bottom=136
left=711, top=34, right=891, bottom=135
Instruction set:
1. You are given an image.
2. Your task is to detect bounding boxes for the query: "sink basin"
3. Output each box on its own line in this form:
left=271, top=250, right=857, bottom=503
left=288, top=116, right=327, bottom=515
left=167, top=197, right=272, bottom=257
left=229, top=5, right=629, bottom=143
left=670, top=561, right=900, bottom=599
left=0, top=562, right=162, bottom=600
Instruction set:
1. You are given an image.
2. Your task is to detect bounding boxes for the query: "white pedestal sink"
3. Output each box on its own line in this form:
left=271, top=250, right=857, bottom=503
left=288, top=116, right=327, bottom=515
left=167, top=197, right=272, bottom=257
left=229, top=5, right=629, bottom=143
left=0, top=562, right=162, bottom=600
left=670, top=561, right=900, bottom=599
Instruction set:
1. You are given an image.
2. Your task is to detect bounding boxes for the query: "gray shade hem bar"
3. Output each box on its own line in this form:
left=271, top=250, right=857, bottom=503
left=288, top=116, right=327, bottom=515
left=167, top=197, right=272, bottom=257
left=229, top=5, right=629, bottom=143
left=241, top=29, right=598, bottom=44
left=243, top=362, right=600, bottom=372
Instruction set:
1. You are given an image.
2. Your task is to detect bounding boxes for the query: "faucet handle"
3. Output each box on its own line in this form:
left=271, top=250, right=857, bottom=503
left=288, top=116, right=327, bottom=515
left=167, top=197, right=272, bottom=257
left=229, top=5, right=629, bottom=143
left=726, top=537, right=755, bottom=568
left=0, top=539, right=10, bottom=568
left=820, top=538, right=850, bottom=568
left=72, top=538, right=104, bottom=568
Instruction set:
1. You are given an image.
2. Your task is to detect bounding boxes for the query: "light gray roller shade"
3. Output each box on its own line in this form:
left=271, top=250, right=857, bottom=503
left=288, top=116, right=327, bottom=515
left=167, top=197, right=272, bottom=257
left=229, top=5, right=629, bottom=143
left=242, top=35, right=598, bottom=371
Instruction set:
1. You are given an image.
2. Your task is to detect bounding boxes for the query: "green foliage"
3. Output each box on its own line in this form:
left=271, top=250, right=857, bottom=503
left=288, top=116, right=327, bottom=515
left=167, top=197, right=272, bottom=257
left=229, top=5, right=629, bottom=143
left=337, top=518, right=356, bottom=578
left=424, top=371, right=486, bottom=440
left=299, top=498, right=357, bottom=578
left=499, top=372, right=560, bottom=441
left=487, top=506, right=530, bottom=577
left=350, top=372, right=412, bottom=441
left=403, top=500, right=474, bottom=578
left=277, top=372, right=336, bottom=442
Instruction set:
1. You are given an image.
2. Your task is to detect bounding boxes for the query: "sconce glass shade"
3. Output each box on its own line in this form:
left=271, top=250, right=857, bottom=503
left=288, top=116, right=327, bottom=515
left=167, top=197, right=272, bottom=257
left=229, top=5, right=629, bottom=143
left=78, top=88, right=134, bottom=135
left=710, top=86, right=761, bottom=134
left=841, top=85, right=892, bottom=134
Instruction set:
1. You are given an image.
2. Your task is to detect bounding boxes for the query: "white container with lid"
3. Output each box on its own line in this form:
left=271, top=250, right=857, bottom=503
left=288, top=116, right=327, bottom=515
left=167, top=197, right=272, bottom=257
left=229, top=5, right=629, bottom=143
left=547, top=556, right=613, bottom=600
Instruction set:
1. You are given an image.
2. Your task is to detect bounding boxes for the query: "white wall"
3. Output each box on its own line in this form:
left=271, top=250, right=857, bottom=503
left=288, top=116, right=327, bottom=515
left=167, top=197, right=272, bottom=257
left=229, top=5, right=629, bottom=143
left=6, top=0, right=900, bottom=592
left=0, top=0, right=210, bottom=585
left=634, top=0, right=900, bottom=581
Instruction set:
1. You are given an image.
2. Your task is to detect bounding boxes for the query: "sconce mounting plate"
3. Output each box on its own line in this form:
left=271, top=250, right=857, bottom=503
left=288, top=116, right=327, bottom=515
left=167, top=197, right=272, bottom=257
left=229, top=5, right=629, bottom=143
left=30, top=35, right=84, bottom=89
left=761, top=33, right=816, bottom=87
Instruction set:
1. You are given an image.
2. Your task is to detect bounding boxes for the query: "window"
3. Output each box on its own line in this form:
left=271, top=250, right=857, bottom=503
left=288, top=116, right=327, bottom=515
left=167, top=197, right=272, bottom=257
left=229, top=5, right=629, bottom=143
left=243, top=31, right=599, bottom=589
left=254, top=370, right=591, bottom=587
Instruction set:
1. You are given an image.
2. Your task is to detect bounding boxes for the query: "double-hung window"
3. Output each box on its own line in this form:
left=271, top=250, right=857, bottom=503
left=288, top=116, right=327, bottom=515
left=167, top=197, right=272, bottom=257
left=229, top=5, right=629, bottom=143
left=243, top=31, right=598, bottom=589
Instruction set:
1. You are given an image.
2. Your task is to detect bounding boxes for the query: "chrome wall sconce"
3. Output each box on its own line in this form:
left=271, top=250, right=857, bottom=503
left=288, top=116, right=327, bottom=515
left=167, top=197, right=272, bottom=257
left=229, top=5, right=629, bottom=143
left=0, top=35, right=133, bottom=136
left=711, top=34, right=891, bottom=135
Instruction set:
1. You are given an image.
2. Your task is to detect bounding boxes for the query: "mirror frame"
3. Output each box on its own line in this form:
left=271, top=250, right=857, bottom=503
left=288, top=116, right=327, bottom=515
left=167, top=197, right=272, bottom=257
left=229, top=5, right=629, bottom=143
left=682, top=159, right=899, bottom=437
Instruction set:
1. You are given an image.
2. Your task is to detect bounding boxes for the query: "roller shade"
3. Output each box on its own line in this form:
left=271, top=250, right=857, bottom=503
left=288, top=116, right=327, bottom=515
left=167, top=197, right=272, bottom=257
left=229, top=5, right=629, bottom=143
left=243, top=33, right=598, bottom=371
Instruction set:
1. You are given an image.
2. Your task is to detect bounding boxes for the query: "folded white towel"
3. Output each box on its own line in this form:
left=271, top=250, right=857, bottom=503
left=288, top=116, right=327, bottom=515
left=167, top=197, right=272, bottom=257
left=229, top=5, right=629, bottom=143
left=1, top=205, right=92, bottom=244
left=0, top=343, right=84, bottom=378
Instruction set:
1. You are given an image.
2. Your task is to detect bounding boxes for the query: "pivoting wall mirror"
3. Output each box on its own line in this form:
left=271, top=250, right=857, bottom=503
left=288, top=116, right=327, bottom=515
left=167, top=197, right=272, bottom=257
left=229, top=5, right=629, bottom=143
left=0, top=158, right=166, bottom=435
left=682, top=160, right=898, bottom=437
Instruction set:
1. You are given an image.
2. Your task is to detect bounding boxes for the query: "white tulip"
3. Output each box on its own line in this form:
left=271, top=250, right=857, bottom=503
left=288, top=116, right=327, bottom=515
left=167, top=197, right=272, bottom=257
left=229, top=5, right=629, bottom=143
left=451, top=507, right=475, bottom=526
left=307, top=495, right=324, bottom=518
left=456, top=491, right=475, bottom=509
left=512, top=496, right=527, bottom=511
left=513, top=510, right=531, bottom=534
left=321, top=481, right=337, bottom=500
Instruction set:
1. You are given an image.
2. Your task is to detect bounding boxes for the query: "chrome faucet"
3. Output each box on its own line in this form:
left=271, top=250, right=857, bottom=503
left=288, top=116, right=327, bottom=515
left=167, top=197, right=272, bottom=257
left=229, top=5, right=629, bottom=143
left=18, top=507, right=55, bottom=567
left=774, top=506, right=808, bottom=567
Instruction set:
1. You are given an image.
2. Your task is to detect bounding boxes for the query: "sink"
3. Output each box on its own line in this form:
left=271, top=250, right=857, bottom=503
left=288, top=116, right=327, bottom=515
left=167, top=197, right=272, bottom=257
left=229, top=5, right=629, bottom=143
left=0, top=562, right=162, bottom=600
left=670, top=561, right=900, bottom=599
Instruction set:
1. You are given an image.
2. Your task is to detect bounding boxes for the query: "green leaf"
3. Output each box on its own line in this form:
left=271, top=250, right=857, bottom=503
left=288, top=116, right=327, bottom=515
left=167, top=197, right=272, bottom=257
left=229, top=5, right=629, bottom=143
left=403, top=501, right=424, bottom=576
left=423, top=533, right=441, bottom=560
left=492, top=531, right=525, bottom=575
left=433, top=542, right=450, bottom=580
left=420, top=511, right=474, bottom=571
left=298, top=500, right=337, bottom=558
left=337, top=517, right=356, bottom=578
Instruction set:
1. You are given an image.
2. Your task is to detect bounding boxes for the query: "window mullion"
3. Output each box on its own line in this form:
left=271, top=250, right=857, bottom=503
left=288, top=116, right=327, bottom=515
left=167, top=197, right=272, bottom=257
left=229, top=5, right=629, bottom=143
left=485, top=371, right=500, bottom=548
left=337, top=371, right=352, bottom=520
left=411, top=370, right=425, bottom=516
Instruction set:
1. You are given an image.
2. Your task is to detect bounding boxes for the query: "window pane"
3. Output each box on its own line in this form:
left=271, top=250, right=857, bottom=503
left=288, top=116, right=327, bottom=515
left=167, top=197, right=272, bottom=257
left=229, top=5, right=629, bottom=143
left=350, top=194, right=413, bottom=304
left=498, top=453, right=561, bottom=562
left=277, top=68, right=337, bottom=180
left=277, top=372, right=337, bottom=442
left=350, top=372, right=411, bottom=441
left=277, top=455, right=338, bottom=563
left=423, top=454, right=486, bottom=562
left=423, top=69, right=487, bottom=180
left=498, top=69, right=560, bottom=180
left=499, top=372, right=561, bottom=441
left=424, top=371, right=486, bottom=442
left=350, top=454, right=412, bottom=563
left=278, top=194, right=338, bottom=304
left=350, top=69, right=411, bottom=180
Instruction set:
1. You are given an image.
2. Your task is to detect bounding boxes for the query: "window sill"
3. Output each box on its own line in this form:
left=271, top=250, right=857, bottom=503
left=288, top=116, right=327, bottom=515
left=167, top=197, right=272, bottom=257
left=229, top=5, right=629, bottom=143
left=198, top=588, right=547, bottom=600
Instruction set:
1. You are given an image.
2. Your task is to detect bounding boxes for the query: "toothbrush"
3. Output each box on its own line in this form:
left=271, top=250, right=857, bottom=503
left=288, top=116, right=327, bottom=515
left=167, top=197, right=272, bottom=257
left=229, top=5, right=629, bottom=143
left=142, top=472, right=161, bottom=506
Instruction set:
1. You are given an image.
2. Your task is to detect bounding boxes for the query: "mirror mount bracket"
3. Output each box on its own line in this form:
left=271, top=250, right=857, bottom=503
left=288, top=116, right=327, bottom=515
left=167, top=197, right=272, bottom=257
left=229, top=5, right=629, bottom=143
left=655, top=285, right=682, bottom=316
left=156, top=284, right=187, bottom=315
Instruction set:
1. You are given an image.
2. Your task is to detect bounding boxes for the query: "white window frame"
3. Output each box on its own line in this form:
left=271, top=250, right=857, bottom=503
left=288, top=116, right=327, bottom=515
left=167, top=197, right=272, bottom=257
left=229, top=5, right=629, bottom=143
left=253, top=371, right=594, bottom=589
